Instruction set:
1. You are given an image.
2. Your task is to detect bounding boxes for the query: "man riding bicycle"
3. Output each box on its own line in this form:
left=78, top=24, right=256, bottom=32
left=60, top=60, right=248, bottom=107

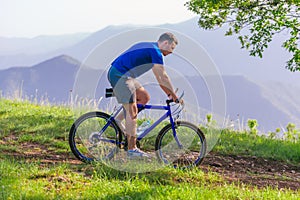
left=107, top=32, right=182, bottom=158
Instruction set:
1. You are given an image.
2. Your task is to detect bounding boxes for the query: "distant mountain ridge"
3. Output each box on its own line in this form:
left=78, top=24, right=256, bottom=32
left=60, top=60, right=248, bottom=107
left=0, top=55, right=80, bottom=102
left=0, top=54, right=299, bottom=132
left=0, top=33, right=90, bottom=55
left=0, top=18, right=299, bottom=84
left=0, top=33, right=90, bottom=70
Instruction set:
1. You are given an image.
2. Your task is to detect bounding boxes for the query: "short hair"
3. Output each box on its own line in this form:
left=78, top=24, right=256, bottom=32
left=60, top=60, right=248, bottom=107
left=158, top=32, right=178, bottom=45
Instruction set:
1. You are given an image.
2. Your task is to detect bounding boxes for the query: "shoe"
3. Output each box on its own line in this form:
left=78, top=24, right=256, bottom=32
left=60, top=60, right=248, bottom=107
left=127, top=148, right=150, bottom=158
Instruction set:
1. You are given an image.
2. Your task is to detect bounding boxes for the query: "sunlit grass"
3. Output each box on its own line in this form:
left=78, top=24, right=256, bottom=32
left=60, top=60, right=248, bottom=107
left=212, top=129, right=300, bottom=165
left=0, top=98, right=74, bottom=154
left=0, top=159, right=299, bottom=200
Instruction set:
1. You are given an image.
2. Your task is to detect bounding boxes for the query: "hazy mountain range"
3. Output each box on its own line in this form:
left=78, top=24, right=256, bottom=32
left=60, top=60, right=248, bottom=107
left=0, top=32, right=89, bottom=69
left=0, top=18, right=299, bottom=84
left=0, top=17, right=300, bottom=133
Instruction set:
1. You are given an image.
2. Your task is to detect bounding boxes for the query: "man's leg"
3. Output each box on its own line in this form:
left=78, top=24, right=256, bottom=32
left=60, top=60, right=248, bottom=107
left=122, top=103, right=138, bottom=150
left=123, top=102, right=149, bottom=158
left=123, top=87, right=150, bottom=150
left=115, top=87, right=150, bottom=133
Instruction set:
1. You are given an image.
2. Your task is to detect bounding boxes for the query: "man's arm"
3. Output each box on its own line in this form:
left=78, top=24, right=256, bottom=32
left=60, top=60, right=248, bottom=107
left=152, top=64, right=178, bottom=101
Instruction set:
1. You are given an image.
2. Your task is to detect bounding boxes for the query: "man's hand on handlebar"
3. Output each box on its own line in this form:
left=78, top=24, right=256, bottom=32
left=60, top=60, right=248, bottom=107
left=168, top=93, right=184, bottom=105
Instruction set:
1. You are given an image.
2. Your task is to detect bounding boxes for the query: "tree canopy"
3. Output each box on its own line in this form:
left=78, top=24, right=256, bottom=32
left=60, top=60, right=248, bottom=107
left=185, top=0, right=300, bottom=71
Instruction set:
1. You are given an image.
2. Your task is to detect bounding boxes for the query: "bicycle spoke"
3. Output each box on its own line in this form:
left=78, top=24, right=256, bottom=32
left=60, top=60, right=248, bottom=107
left=69, top=112, right=121, bottom=163
left=155, top=121, right=206, bottom=168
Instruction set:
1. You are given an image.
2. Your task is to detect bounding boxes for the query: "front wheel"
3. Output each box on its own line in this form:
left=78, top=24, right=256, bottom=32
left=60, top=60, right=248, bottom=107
left=69, top=111, right=122, bottom=163
left=155, top=121, right=206, bottom=168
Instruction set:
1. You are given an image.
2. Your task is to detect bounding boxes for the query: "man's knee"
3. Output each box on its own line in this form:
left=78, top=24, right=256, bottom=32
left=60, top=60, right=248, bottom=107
left=139, top=94, right=150, bottom=104
left=144, top=92, right=150, bottom=103
left=136, top=88, right=150, bottom=104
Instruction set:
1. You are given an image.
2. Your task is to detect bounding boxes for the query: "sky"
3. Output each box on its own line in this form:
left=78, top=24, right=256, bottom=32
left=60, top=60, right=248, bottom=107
left=0, top=0, right=196, bottom=38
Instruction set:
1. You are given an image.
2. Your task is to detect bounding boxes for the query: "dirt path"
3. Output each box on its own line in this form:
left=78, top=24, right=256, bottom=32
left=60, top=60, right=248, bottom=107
left=201, top=153, right=300, bottom=191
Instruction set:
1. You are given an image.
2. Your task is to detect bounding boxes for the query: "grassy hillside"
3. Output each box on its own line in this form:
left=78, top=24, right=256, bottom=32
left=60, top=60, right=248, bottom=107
left=0, top=99, right=299, bottom=199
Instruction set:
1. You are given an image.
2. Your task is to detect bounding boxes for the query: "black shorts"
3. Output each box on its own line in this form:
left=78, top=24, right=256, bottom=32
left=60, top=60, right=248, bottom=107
left=107, top=66, right=142, bottom=104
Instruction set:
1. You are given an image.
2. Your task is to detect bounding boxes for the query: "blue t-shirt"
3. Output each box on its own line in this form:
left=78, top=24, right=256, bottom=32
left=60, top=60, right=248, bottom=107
left=111, top=42, right=163, bottom=78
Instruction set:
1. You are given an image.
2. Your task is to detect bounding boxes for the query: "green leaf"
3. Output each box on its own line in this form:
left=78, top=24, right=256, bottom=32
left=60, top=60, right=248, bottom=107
left=186, top=0, right=300, bottom=71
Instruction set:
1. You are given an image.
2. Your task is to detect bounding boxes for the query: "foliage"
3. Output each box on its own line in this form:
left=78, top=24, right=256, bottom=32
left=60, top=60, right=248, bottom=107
left=206, top=113, right=212, bottom=124
left=284, top=122, right=300, bottom=142
left=268, top=127, right=281, bottom=139
left=185, top=0, right=300, bottom=71
left=247, top=118, right=258, bottom=135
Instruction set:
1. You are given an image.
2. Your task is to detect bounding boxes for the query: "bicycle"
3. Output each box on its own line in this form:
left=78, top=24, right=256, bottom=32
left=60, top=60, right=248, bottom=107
left=69, top=88, right=207, bottom=168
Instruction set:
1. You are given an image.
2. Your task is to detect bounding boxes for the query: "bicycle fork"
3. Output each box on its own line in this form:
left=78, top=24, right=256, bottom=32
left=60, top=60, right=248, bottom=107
left=168, top=110, right=184, bottom=149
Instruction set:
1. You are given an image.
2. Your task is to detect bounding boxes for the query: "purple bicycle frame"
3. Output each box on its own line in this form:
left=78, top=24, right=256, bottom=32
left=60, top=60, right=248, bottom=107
left=106, top=103, right=182, bottom=148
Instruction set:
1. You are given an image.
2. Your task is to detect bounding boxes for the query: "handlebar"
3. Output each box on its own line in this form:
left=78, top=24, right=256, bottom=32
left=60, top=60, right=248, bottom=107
left=166, top=99, right=179, bottom=104
left=166, top=91, right=184, bottom=105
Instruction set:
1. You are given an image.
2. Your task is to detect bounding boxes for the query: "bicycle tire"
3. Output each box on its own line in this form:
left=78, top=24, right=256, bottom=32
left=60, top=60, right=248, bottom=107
left=69, top=111, right=122, bottom=163
left=155, top=121, right=206, bottom=168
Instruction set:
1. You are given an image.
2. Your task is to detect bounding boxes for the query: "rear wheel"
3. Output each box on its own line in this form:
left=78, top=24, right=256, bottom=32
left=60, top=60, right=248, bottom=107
left=69, top=111, right=122, bottom=163
left=155, top=121, right=206, bottom=168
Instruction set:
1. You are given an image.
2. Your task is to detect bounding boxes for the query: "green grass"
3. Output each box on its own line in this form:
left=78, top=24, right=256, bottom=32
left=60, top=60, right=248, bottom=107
left=209, top=128, right=300, bottom=165
left=0, top=98, right=299, bottom=199
left=0, top=99, right=74, bottom=155
left=1, top=159, right=299, bottom=200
